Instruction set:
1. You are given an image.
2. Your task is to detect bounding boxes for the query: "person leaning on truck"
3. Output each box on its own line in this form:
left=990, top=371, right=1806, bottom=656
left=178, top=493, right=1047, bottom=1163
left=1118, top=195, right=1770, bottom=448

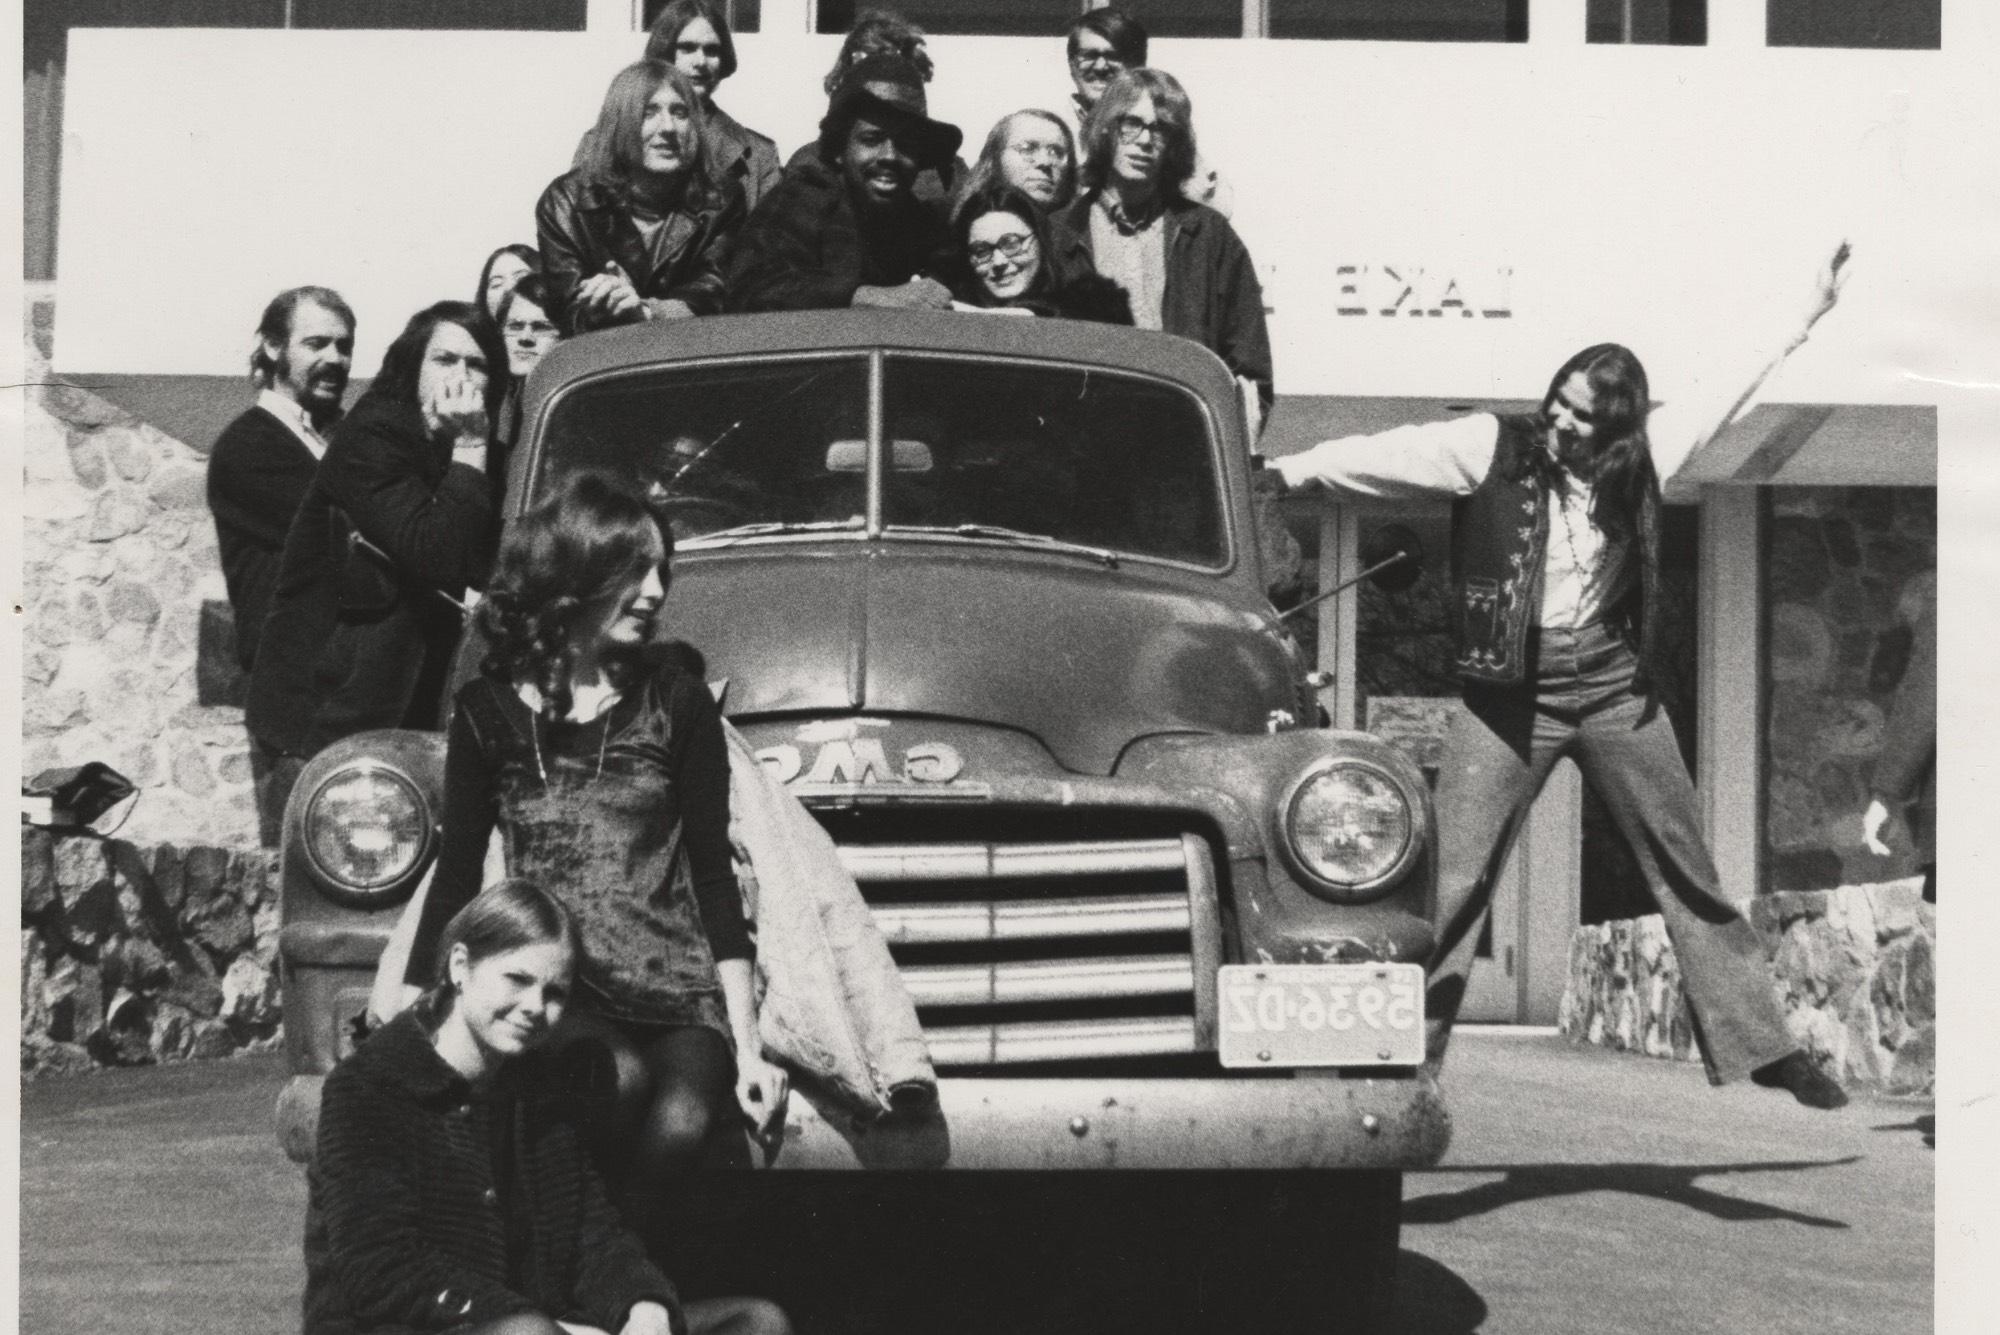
left=246, top=301, right=506, bottom=821
left=724, top=53, right=962, bottom=313
left=1261, top=244, right=1857, bottom=1110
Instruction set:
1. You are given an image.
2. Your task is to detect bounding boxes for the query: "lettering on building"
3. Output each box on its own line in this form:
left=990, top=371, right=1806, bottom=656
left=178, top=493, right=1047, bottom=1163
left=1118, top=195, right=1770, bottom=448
left=1334, top=265, right=1513, bottom=319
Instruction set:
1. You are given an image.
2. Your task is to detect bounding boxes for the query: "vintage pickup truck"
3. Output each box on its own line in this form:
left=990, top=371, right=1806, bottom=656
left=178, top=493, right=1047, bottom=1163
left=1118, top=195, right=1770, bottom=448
left=273, top=310, right=1450, bottom=1327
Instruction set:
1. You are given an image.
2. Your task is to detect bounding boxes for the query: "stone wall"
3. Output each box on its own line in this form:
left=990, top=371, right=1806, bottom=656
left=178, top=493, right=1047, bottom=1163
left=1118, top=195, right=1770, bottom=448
left=21, top=300, right=262, bottom=849
left=20, top=826, right=281, bottom=1076
left=1558, top=879, right=1935, bottom=1094
left=1765, top=486, right=1934, bottom=892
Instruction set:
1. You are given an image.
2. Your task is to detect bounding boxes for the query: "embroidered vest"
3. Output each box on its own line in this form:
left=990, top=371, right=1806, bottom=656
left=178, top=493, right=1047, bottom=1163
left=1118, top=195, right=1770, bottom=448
left=1448, top=414, right=1662, bottom=688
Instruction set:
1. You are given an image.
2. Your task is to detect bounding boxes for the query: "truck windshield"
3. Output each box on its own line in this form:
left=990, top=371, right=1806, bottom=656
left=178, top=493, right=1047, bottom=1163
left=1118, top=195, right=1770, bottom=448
left=881, top=354, right=1225, bottom=567
left=535, top=350, right=1225, bottom=567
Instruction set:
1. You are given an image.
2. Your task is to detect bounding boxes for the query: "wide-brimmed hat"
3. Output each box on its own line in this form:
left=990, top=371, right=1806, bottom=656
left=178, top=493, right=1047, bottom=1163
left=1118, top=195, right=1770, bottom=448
left=816, top=53, right=963, bottom=171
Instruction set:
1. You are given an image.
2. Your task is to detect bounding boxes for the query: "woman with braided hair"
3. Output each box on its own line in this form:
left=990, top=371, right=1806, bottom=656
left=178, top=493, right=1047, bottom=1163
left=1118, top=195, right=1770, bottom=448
left=404, top=471, right=787, bottom=1239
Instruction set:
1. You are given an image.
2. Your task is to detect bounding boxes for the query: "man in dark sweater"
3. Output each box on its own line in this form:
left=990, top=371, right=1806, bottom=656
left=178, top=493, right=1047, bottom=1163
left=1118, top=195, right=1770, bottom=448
left=726, top=53, right=962, bottom=313
left=205, top=285, right=356, bottom=671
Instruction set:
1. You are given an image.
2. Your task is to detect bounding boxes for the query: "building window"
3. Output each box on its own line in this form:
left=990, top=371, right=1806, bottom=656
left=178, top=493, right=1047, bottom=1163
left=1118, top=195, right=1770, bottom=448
left=1269, top=0, right=1527, bottom=42
left=814, top=1, right=1241, bottom=39
left=290, top=1, right=585, bottom=28
left=1767, top=0, right=1939, bottom=49
left=1586, top=0, right=1706, bottom=44
left=645, top=0, right=761, bottom=32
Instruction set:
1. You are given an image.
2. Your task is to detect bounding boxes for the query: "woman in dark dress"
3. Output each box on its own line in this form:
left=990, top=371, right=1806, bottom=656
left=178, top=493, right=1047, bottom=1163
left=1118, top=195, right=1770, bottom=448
left=538, top=62, right=744, bottom=335
left=406, top=473, right=787, bottom=1235
left=310, top=880, right=789, bottom=1335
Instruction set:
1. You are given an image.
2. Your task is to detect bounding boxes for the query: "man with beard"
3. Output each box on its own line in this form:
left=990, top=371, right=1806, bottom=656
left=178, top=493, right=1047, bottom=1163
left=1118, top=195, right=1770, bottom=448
left=207, top=286, right=356, bottom=672
left=725, top=53, right=962, bottom=312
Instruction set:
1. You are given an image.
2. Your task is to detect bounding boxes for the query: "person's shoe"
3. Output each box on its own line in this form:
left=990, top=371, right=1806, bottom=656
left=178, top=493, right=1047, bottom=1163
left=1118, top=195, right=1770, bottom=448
left=1751, top=1052, right=1849, bottom=1109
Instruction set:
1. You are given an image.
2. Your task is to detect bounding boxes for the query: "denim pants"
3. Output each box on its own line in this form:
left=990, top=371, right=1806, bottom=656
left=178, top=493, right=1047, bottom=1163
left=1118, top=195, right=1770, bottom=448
left=1425, top=621, right=1796, bottom=1083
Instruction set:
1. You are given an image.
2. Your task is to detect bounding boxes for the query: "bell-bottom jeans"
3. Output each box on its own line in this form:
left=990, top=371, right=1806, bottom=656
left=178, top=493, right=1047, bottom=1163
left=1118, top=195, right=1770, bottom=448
left=1424, top=621, right=1797, bottom=1083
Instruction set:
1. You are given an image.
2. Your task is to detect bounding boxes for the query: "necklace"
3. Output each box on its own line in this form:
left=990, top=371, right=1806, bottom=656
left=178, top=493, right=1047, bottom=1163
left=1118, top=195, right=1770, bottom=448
left=521, top=684, right=616, bottom=787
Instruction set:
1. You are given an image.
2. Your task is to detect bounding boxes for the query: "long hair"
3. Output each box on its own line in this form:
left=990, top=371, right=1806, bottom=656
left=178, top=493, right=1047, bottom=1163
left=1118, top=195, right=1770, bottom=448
left=369, top=300, right=509, bottom=428
left=957, top=110, right=1078, bottom=214
left=474, top=244, right=539, bottom=320
left=249, top=285, right=354, bottom=386
left=1538, top=343, right=1656, bottom=545
left=576, top=60, right=719, bottom=211
left=823, top=8, right=932, bottom=94
left=1067, top=7, right=1149, bottom=67
left=644, top=0, right=738, bottom=82
left=494, top=273, right=554, bottom=336
left=1080, top=68, right=1196, bottom=195
left=954, top=185, right=1057, bottom=306
left=476, top=471, right=672, bottom=723
left=421, top=879, right=580, bottom=1021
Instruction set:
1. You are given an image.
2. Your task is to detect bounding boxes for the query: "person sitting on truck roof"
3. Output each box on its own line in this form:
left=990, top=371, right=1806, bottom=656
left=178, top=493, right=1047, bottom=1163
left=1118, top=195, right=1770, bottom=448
left=305, top=878, right=793, bottom=1335
left=404, top=472, right=789, bottom=1238
left=1053, top=68, right=1272, bottom=421
left=951, top=183, right=1131, bottom=323
left=954, top=110, right=1079, bottom=213
left=538, top=61, right=744, bottom=335
left=725, top=53, right=961, bottom=313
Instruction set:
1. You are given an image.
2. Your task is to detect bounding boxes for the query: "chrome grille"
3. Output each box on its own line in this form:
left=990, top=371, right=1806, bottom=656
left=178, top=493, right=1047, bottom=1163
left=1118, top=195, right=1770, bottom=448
left=839, top=832, right=1220, bottom=1067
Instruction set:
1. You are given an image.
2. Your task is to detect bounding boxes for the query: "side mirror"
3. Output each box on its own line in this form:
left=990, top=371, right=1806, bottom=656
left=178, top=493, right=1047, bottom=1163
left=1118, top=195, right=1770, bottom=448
left=1360, top=524, right=1424, bottom=594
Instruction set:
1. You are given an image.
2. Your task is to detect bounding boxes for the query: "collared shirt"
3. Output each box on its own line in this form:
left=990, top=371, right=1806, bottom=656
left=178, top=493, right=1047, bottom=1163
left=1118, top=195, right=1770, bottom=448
left=1271, top=412, right=1630, bottom=628
left=1067, top=93, right=1233, bottom=217
left=257, top=387, right=331, bottom=461
left=1089, top=193, right=1167, bottom=330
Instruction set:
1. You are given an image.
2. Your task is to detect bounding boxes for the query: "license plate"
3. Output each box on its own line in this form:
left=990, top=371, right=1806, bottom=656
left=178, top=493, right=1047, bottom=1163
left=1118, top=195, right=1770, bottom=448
left=1217, top=963, right=1426, bottom=1068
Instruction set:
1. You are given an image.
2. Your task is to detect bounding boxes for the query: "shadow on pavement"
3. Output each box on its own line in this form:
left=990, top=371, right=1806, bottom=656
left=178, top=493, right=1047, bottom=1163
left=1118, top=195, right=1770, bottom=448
left=1390, top=1250, right=1487, bottom=1334
left=1404, top=1158, right=1861, bottom=1229
left=1871, top=1113, right=1935, bottom=1148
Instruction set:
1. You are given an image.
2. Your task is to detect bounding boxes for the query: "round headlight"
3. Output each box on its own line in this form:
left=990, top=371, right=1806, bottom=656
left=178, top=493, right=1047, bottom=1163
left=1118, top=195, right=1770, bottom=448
left=1280, top=760, right=1418, bottom=896
left=303, top=765, right=432, bottom=898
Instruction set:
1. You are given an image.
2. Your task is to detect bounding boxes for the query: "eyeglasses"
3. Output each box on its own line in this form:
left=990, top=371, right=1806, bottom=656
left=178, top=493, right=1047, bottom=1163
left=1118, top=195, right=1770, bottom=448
left=504, top=320, right=558, bottom=337
left=1006, top=141, right=1068, bottom=165
left=1071, top=49, right=1125, bottom=70
left=967, top=232, right=1036, bottom=266
left=1113, top=115, right=1164, bottom=147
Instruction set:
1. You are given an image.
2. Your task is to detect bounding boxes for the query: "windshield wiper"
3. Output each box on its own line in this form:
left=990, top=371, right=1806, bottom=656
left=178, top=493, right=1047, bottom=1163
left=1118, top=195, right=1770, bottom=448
left=890, top=523, right=1121, bottom=568
left=681, top=518, right=865, bottom=545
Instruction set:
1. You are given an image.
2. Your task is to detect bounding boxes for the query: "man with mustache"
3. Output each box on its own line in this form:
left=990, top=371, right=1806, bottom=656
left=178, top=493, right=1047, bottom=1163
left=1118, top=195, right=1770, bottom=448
left=725, top=54, right=961, bottom=312
left=207, top=286, right=356, bottom=672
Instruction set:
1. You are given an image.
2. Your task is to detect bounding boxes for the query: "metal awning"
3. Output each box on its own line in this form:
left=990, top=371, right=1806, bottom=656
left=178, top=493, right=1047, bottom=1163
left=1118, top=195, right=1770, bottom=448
left=1260, top=396, right=1936, bottom=504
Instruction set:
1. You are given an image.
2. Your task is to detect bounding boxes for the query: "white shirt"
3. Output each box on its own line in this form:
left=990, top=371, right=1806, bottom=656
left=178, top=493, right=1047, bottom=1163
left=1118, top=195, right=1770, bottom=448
left=257, top=387, right=330, bottom=461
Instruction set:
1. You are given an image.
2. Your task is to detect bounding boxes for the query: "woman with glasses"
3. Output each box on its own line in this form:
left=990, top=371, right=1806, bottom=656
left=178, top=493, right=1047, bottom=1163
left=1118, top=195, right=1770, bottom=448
left=951, top=184, right=1129, bottom=323
left=1054, top=68, right=1271, bottom=419
left=956, top=110, right=1078, bottom=212
left=539, top=61, right=744, bottom=336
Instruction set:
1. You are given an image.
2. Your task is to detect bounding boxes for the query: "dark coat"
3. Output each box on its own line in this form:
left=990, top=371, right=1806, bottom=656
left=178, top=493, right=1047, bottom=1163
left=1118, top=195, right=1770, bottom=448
left=725, top=159, right=955, bottom=313
left=781, top=139, right=962, bottom=209
left=246, top=392, right=495, bottom=759
left=303, top=1011, right=678, bottom=1335
left=707, top=104, right=783, bottom=213
left=536, top=168, right=745, bottom=333
left=206, top=403, right=320, bottom=671
left=1054, top=194, right=1273, bottom=417
left=1873, top=598, right=1936, bottom=865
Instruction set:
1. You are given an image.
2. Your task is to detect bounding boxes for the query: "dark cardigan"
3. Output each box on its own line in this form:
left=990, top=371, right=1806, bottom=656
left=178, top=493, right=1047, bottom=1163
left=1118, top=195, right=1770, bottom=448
left=246, top=391, right=496, bottom=758
left=206, top=403, right=321, bottom=670
left=303, top=1010, right=678, bottom=1335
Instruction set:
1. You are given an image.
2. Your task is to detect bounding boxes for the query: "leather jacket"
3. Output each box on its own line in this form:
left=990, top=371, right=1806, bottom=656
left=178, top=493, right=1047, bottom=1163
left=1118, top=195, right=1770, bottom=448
left=535, top=168, right=744, bottom=333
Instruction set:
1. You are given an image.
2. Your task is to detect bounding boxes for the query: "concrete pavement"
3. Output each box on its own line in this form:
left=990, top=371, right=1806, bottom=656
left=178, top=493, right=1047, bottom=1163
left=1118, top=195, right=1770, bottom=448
left=17, top=1031, right=1934, bottom=1334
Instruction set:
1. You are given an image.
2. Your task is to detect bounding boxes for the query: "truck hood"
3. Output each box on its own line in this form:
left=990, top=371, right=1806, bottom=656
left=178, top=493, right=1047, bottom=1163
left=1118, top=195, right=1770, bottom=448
left=664, top=543, right=1297, bottom=776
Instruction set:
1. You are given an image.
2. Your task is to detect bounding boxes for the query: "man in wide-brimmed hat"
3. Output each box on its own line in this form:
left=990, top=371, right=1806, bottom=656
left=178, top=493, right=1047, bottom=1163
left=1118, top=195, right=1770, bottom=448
left=726, top=53, right=964, bottom=312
